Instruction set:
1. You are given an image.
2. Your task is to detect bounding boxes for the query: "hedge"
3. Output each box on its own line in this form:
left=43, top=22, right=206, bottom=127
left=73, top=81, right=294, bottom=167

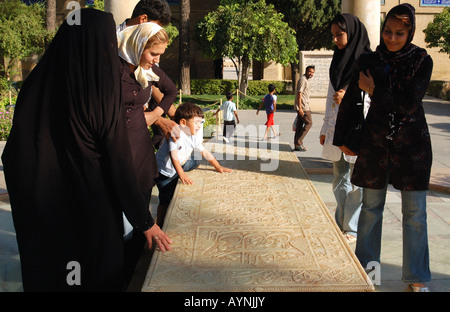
left=189, top=79, right=288, bottom=96
left=427, top=80, right=450, bottom=101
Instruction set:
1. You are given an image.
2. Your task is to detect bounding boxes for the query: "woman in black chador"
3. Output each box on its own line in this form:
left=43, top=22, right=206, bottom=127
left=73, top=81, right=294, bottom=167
left=2, top=9, right=170, bottom=291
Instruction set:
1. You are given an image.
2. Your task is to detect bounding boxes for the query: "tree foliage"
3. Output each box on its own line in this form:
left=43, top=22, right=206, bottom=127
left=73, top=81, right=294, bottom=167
left=266, top=0, right=341, bottom=51
left=424, top=7, right=450, bottom=57
left=86, top=0, right=105, bottom=11
left=194, top=0, right=298, bottom=94
left=0, top=0, right=54, bottom=79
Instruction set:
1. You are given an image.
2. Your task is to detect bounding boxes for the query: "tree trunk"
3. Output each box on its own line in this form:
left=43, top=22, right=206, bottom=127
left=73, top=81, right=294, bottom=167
left=291, top=63, right=300, bottom=95
left=46, top=0, right=56, bottom=32
left=239, top=55, right=250, bottom=97
left=179, top=0, right=191, bottom=95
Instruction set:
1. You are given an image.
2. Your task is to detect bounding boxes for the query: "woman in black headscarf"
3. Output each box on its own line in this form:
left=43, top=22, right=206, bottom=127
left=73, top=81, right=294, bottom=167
left=334, top=3, right=433, bottom=292
left=1, top=9, right=170, bottom=291
left=320, top=14, right=371, bottom=243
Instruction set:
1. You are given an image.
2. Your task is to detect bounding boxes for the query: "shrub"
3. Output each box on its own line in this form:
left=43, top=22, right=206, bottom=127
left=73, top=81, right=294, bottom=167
left=427, top=80, right=450, bottom=101
left=0, top=108, right=14, bottom=141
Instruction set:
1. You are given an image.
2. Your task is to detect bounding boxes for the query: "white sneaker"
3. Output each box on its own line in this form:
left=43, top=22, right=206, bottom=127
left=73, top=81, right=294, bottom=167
left=223, top=137, right=230, bottom=143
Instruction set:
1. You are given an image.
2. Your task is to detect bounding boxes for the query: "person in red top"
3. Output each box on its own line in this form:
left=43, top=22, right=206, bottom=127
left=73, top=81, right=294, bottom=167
left=257, top=84, right=280, bottom=140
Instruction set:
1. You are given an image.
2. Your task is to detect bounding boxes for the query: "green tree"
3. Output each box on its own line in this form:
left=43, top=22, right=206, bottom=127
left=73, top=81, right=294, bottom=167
left=424, top=7, right=450, bottom=57
left=165, top=24, right=179, bottom=47
left=86, top=0, right=105, bottom=11
left=0, top=0, right=54, bottom=80
left=266, top=0, right=341, bottom=83
left=267, top=0, right=341, bottom=51
left=194, top=0, right=298, bottom=95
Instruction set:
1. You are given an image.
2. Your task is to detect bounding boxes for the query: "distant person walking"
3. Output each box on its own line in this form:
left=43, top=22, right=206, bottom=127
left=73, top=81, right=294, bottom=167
left=214, top=91, right=239, bottom=143
left=294, top=66, right=315, bottom=151
left=257, top=83, right=280, bottom=140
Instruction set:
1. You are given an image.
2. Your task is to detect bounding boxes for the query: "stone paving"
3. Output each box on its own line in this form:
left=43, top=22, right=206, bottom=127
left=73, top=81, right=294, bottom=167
left=141, top=140, right=373, bottom=292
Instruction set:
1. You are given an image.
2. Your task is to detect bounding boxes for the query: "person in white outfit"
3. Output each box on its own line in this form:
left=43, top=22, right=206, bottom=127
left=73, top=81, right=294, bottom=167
left=214, top=91, right=240, bottom=143
left=320, top=14, right=371, bottom=243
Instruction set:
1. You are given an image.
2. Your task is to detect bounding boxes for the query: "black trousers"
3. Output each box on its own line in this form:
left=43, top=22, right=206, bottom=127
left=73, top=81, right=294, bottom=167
left=223, top=120, right=236, bottom=139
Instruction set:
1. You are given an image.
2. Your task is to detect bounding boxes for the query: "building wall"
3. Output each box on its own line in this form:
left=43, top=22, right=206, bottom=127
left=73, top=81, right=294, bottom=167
left=160, top=0, right=221, bottom=84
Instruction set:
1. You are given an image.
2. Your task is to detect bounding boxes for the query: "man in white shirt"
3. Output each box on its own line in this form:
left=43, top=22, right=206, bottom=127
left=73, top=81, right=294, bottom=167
left=294, top=65, right=315, bottom=151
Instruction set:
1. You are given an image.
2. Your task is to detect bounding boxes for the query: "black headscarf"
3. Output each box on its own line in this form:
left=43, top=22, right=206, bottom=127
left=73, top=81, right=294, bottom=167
left=377, top=3, right=416, bottom=61
left=2, top=9, right=152, bottom=291
left=376, top=3, right=428, bottom=92
left=329, top=13, right=372, bottom=91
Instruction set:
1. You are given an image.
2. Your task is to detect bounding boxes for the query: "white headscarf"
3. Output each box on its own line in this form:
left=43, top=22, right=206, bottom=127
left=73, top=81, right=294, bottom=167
left=117, top=22, right=163, bottom=89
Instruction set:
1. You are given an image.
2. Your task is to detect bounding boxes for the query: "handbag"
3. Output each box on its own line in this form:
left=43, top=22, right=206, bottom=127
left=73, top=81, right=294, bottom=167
left=343, top=92, right=366, bottom=153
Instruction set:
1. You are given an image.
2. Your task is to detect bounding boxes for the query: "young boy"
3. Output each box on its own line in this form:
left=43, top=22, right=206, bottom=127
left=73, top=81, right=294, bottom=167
left=155, top=102, right=232, bottom=227
left=257, top=84, right=280, bottom=140
left=214, top=91, right=240, bottom=143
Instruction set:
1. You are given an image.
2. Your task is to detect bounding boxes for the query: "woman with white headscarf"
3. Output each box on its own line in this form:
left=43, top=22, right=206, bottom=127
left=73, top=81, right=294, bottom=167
left=117, top=23, right=173, bottom=282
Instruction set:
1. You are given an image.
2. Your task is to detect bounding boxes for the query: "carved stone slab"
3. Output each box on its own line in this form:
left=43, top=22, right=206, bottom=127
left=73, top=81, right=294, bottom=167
left=141, top=142, right=373, bottom=292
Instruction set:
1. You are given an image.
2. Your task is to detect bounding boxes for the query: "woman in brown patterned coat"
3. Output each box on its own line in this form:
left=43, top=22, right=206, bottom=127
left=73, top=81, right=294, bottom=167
left=334, top=3, right=433, bottom=292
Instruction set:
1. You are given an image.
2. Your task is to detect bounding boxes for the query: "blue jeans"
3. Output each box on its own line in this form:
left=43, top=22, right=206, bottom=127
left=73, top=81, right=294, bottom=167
left=333, top=155, right=362, bottom=236
left=355, top=184, right=431, bottom=283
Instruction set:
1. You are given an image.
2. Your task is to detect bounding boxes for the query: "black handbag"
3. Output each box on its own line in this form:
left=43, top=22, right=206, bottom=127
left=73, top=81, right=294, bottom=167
left=343, top=92, right=366, bottom=153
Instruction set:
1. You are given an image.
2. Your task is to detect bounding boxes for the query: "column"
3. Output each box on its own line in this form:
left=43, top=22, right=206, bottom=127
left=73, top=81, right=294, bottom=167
left=342, top=0, right=381, bottom=50
left=104, top=0, right=140, bottom=26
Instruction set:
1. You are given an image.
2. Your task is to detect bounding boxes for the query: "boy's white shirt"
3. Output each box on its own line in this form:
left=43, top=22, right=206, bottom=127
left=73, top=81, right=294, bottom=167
left=156, top=130, right=205, bottom=178
left=220, top=100, right=237, bottom=121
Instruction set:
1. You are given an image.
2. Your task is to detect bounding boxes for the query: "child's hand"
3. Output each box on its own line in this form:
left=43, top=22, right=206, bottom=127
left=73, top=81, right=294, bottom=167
left=179, top=172, right=194, bottom=185
left=216, top=166, right=232, bottom=173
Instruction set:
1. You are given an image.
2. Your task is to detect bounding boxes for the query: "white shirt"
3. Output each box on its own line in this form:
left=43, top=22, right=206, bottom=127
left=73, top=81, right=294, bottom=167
left=220, top=100, right=237, bottom=121
left=320, top=81, right=370, bottom=163
left=156, top=130, right=205, bottom=178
